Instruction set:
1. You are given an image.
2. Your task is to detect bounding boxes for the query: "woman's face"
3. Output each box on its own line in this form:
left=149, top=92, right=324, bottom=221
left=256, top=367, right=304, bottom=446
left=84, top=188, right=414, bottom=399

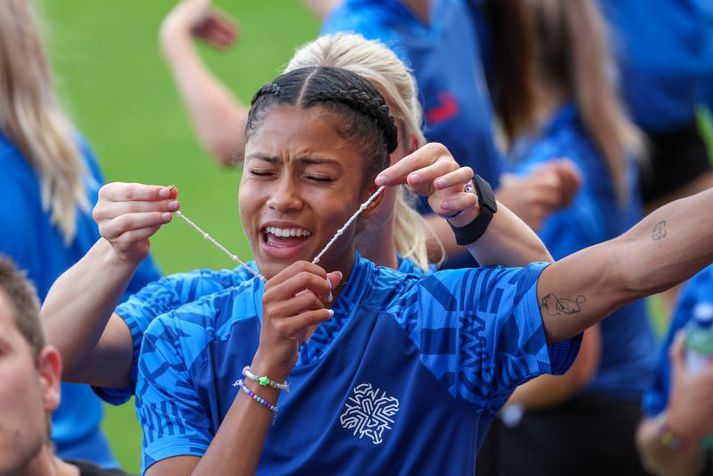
left=239, top=104, right=376, bottom=279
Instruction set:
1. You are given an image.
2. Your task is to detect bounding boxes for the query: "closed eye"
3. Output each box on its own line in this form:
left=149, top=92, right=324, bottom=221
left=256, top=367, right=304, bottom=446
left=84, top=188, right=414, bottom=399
left=305, top=175, right=334, bottom=183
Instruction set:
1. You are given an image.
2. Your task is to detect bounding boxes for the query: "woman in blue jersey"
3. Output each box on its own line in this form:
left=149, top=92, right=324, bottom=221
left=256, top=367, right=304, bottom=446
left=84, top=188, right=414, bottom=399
left=478, top=1, right=655, bottom=475
left=0, top=0, right=160, bottom=468
left=158, top=0, right=581, bottom=263
left=134, top=65, right=713, bottom=475
left=43, top=34, right=551, bottom=404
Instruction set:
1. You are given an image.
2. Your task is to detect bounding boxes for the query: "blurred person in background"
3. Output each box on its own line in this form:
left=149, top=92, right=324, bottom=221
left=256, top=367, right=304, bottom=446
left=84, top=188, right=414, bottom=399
left=159, top=0, right=581, bottom=269
left=0, top=0, right=160, bottom=467
left=637, top=264, right=713, bottom=476
left=475, top=1, right=656, bottom=475
left=0, top=257, right=127, bottom=476
left=598, top=0, right=713, bottom=314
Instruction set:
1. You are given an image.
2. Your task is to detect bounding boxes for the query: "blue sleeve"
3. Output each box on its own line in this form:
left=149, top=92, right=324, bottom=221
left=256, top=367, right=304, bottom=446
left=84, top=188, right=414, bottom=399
left=641, top=268, right=713, bottom=416
left=400, top=263, right=581, bottom=414
left=136, top=315, right=212, bottom=474
left=321, top=7, right=409, bottom=65
left=94, top=266, right=254, bottom=405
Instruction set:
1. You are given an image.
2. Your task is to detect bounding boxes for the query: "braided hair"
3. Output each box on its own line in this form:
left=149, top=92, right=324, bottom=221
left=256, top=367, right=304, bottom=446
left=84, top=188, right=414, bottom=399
left=246, top=66, right=398, bottom=187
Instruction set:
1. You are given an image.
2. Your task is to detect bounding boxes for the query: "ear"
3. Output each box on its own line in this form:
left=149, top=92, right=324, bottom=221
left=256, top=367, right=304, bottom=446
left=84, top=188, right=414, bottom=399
left=37, top=346, right=62, bottom=413
left=408, top=136, right=420, bottom=155
left=360, top=184, right=386, bottom=218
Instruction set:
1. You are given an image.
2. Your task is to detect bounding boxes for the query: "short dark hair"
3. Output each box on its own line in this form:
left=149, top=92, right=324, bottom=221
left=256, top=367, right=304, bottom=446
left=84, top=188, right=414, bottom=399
left=246, top=66, right=398, bottom=187
left=0, top=257, right=44, bottom=362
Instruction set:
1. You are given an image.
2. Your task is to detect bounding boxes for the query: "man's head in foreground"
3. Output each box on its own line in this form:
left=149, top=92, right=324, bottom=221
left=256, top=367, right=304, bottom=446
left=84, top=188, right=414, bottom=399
left=0, top=257, right=62, bottom=476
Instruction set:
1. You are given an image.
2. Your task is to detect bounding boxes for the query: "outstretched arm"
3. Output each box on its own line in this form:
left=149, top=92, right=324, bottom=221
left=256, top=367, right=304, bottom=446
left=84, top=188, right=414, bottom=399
left=377, top=143, right=553, bottom=267
left=42, top=183, right=178, bottom=388
left=537, top=187, right=713, bottom=343
left=160, top=0, right=245, bottom=165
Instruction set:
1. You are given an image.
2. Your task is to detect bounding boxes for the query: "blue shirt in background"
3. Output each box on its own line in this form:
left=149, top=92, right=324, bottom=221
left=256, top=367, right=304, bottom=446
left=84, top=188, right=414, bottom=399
left=0, top=132, right=161, bottom=467
left=642, top=265, right=713, bottom=416
left=136, top=256, right=580, bottom=474
left=322, top=0, right=503, bottom=187
left=598, top=0, right=713, bottom=131
left=508, top=103, right=657, bottom=399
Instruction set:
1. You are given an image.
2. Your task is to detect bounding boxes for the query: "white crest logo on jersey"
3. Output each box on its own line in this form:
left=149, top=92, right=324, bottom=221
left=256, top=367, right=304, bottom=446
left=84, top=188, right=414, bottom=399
left=340, top=383, right=400, bottom=444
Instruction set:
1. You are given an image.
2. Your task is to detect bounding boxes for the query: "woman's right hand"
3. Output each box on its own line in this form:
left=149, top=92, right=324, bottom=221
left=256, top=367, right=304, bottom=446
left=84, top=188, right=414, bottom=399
left=160, top=0, right=237, bottom=51
left=252, top=261, right=342, bottom=380
left=93, top=182, right=180, bottom=264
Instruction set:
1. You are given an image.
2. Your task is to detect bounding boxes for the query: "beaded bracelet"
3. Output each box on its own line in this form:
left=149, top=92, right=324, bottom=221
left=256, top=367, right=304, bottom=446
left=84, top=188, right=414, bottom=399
left=235, top=379, right=279, bottom=422
left=242, top=366, right=290, bottom=392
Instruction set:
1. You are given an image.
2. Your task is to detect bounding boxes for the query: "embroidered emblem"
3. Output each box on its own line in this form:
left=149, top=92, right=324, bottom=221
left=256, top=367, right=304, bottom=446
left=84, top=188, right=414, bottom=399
left=340, top=383, right=400, bottom=444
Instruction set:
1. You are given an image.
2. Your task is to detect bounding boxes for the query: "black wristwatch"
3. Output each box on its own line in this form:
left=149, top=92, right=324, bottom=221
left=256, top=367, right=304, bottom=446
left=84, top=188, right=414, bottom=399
left=449, top=174, right=497, bottom=246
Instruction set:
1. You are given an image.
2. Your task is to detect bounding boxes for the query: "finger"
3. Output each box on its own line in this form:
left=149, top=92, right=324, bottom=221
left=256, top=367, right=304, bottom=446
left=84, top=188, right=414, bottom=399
left=270, top=290, right=326, bottom=318
left=376, top=143, right=450, bottom=186
left=669, top=330, right=686, bottom=376
left=406, top=157, right=458, bottom=187
left=434, top=167, right=474, bottom=190
left=114, top=225, right=163, bottom=246
left=99, top=182, right=176, bottom=202
left=207, top=10, right=237, bottom=37
left=264, top=261, right=327, bottom=290
left=438, top=192, right=478, bottom=213
left=279, top=308, right=334, bottom=339
left=96, top=199, right=180, bottom=219
left=100, top=212, right=172, bottom=239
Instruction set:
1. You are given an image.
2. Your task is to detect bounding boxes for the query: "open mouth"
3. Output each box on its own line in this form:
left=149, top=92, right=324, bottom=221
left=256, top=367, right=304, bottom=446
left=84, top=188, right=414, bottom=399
left=260, top=225, right=314, bottom=259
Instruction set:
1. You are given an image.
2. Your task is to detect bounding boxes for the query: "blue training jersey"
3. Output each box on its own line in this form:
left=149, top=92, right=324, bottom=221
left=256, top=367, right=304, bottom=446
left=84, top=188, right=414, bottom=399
left=642, top=265, right=713, bottom=416
left=103, top=257, right=426, bottom=404
left=508, top=103, right=657, bottom=398
left=0, top=131, right=161, bottom=466
left=136, top=255, right=580, bottom=474
left=598, top=0, right=713, bottom=131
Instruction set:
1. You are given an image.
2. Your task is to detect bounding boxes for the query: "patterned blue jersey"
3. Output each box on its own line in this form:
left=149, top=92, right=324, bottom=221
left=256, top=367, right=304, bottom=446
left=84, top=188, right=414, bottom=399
left=642, top=264, right=713, bottom=416
left=101, top=257, right=426, bottom=404
left=508, top=103, right=657, bottom=398
left=136, top=256, right=579, bottom=474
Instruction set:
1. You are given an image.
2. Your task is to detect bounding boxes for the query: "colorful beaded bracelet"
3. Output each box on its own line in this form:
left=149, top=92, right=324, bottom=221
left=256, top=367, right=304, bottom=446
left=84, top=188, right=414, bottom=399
left=242, top=366, right=290, bottom=391
left=235, top=379, right=279, bottom=422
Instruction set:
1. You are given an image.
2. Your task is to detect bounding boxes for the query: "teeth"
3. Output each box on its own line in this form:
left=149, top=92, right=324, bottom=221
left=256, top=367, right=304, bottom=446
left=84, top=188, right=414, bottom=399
left=265, top=226, right=312, bottom=238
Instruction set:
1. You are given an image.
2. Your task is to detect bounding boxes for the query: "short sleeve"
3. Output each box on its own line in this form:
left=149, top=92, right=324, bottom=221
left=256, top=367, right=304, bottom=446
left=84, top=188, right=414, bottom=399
left=136, top=317, right=212, bottom=474
left=405, top=263, right=581, bottom=414
left=95, top=266, right=254, bottom=404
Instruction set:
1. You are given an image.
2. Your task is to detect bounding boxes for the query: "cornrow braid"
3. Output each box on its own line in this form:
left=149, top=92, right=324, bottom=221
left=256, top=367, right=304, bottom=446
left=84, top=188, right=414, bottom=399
left=246, top=67, right=398, bottom=173
left=303, top=88, right=398, bottom=154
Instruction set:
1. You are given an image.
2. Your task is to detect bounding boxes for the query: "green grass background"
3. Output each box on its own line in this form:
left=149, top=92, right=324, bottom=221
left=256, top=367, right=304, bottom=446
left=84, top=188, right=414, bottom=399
left=39, top=1, right=713, bottom=473
left=41, top=1, right=318, bottom=472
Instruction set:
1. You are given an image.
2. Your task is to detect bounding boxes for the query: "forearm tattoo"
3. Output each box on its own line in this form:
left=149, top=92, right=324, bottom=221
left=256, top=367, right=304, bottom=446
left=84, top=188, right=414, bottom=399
left=651, top=220, right=667, bottom=241
left=540, top=293, right=586, bottom=316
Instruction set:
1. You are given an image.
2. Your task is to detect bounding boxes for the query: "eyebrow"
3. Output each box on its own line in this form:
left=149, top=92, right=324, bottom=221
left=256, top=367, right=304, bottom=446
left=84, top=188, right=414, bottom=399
left=245, top=153, right=342, bottom=168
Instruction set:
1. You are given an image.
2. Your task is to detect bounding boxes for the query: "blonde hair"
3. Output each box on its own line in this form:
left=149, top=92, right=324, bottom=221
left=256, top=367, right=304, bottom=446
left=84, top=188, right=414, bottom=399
left=533, top=0, right=643, bottom=203
left=0, top=0, right=87, bottom=242
left=286, top=33, right=441, bottom=270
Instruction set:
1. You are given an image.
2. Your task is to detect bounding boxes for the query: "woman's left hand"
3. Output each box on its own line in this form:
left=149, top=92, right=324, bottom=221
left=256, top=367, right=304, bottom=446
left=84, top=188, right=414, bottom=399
left=375, top=142, right=479, bottom=227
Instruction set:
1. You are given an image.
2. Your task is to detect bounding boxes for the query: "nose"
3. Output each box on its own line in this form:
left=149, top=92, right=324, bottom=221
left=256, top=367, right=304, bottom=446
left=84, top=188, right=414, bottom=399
left=267, top=174, right=303, bottom=213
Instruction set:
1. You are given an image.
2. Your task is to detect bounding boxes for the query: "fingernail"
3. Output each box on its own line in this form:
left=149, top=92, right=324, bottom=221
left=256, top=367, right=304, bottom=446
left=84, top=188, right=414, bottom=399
left=434, top=178, right=446, bottom=189
left=327, top=309, right=334, bottom=317
left=159, top=188, right=171, bottom=198
left=441, top=201, right=453, bottom=210
left=409, top=173, right=421, bottom=183
left=168, top=200, right=180, bottom=211
left=375, top=174, right=386, bottom=186
left=162, top=212, right=171, bottom=221
left=328, top=291, right=333, bottom=302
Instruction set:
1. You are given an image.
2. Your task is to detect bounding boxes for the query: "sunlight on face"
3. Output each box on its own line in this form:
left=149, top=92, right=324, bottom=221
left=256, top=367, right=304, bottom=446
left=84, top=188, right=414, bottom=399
left=239, top=105, right=376, bottom=279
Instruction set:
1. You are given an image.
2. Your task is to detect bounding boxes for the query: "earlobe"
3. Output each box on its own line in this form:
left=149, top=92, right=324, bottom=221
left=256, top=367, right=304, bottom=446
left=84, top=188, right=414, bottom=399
left=408, top=136, right=420, bottom=155
left=37, top=346, right=62, bottom=413
left=360, top=185, right=385, bottom=218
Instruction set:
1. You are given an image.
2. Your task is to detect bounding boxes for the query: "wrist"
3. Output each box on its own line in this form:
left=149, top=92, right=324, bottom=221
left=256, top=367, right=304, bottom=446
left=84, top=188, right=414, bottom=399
left=97, top=238, right=144, bottom=270
left=159, top=18, right=194, bottom=58
left=250, top=351, right=293, bottom=384
left=665, top=410, right=706, bottom=443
